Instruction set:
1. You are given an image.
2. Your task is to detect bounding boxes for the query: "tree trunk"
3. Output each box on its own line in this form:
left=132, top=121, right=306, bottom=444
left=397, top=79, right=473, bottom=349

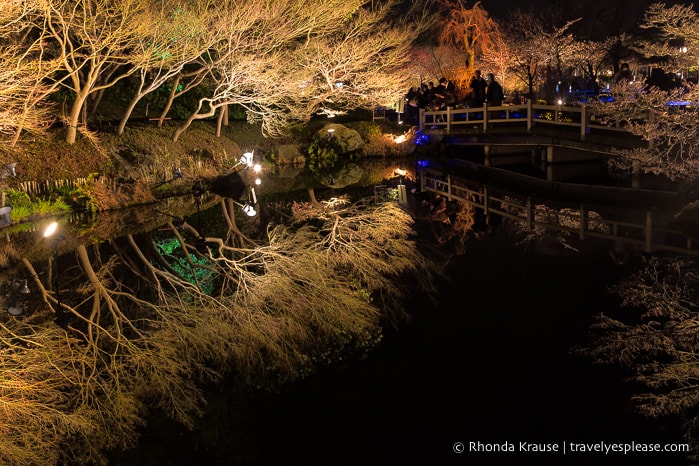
left=216, top=106, right=224, bottom=137
left=173, top=103, right=217, bottom=142
left=10, top=126, right=22, bottom=147
left=65, top=92, right=89, bottom=144
left=307, top=187, right=323, bottom=209
left=117, top=91, right=144, bottom=135
left=158, top=75, right=180, bottom=128
left=90, top=88, right=105, bottom=116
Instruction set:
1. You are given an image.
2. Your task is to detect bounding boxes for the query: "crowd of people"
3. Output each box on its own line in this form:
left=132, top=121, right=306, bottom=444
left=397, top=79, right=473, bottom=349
left=404, top=70, right=504, bottom=125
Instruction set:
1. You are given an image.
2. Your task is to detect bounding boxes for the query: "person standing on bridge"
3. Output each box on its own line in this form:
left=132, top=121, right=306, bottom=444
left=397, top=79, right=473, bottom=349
left=469, top=69, right=487, bottom=108
left=486, top=73, right=504, bottom=120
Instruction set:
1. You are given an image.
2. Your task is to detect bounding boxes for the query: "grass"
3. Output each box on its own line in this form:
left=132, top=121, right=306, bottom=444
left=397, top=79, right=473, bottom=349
left=6, top=196, right=70, bottom=223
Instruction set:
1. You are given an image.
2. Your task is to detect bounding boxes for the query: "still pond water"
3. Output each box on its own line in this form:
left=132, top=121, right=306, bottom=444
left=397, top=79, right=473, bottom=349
left=104, top=198, right=688, bottom=466
left=7, top=155, right=684, bottom=466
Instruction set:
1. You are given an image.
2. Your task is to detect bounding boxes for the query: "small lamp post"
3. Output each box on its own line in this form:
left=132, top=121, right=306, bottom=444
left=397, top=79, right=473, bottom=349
left=232, top=151, right=254, bottom=171
left=395, top=168, right=408, bottom=203
left=232, top=201, right=256, bottom=217
left=232, top=186, right=258, bottom=217
left=5, top=278, right=30, bottom=316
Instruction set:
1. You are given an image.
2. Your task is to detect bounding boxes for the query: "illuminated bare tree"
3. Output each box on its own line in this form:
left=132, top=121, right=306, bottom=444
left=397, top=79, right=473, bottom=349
left=401, top=45, right=470, bottom=90
left=587, top=3, right=699, bottom=179
left=37, top=0, right=158, bottom=143
left=502, top=10, right=579, bottom=98
left=437, top=0, right=501, bottom=95
left=300, top=1, right=424, bottom=115
left=570, top=37, right=618, bottom=86
left=635, top=3, right=699, bottom=73
left=0, top=1, right=61, bottom=145
left=592, top=80, right=699, bottom=179
left=171, top=0, right=353, bottom=141
left=172, top=0, right=426, bottom=140
left=114, top=0, right=221, bottom=135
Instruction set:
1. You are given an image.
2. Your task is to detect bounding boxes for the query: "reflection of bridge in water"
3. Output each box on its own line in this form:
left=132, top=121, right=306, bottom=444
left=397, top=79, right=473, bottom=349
left=417, top=160, right=698, bottom=257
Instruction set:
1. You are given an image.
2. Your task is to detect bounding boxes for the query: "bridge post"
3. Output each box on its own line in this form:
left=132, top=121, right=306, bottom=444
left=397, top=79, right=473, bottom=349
left=580, top=105, right=588, bottom=142
left=526, top=99, right=533, bottom=133
left=483, top=186, right=489, bottom=214
left=526, top=196, right=533, bottom=230
left=447, top=174, right=452, bottom=201
left=645, top=211, right=653, bottom=253
left=446, top=107, right=452, bottom=134
left=419, top=108, right=425, bottom=131
left=483, top=105, right=489, bottom=133
left=579, top=203, right=586, bottom=240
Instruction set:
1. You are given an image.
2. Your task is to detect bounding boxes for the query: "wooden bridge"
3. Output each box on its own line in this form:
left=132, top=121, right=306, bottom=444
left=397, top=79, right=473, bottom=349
left=418, top=100, right=636, bottom=141
left=417, top=161, right=698, bottom=257
left=416, top=100, right=648, bottom=170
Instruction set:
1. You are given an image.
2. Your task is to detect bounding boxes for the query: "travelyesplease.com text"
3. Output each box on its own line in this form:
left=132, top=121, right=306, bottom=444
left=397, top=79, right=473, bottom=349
left=453, top=440, right=689, bottom=455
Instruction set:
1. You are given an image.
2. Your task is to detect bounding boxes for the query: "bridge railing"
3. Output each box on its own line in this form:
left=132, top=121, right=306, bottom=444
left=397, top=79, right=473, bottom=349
left=419, top=168, right=698, bottom=257
left=418, top=100, right=639, bottom=141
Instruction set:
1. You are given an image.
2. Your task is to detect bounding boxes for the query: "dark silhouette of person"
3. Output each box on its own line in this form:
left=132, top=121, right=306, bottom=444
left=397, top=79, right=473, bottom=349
left=646, top=67, right=675, bottom=91
left=613, top=63, right=633, bottom=83
left=418, top=83, right=430, bottom=109
left=433, top=78, right=456, bottom=110
left=469, top=70, right=487, bottom=108
left=471, top=205, right=488, bottom=239
left=427, top=81, right=437, bottom=108
left=486, top=73, right=503, bottom=106
left=441, top=78, right=457, bottom=105
left=486, top=73, right=503, bottom=119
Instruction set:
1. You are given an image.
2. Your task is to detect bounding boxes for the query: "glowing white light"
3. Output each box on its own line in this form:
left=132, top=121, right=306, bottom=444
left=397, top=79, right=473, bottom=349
left=395, top=168, right=407, bottom=177
left=43, top=221, right=58, bottom=238
left=255, top=178, right=262, bottom=185
left=394, top=135, right=407, bottom=144
left=242, top=203, right=257, bottom=217
left=557, top=99, right=563, bottom=105
left=253, top=163, right=262, bottom=173
left=335, top=81, right=344, bottom=89
left=317, top=108, right=346, bottom=118
left=240, top=152, right=254, bottom=167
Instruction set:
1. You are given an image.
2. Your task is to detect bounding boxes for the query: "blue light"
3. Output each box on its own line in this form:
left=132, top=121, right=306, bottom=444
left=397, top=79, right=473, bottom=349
left=414, top=130, right=430, bottom=146
left=667, top=100, right=692, bottom=108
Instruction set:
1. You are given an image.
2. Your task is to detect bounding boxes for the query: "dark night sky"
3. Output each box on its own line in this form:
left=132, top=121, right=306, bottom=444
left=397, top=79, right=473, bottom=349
left=480, top=0, right=692, bottom=18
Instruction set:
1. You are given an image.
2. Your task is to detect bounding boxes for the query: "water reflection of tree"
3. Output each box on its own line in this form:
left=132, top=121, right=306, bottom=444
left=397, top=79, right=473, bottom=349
left=504, top=200, right=608, bottom=252
left=582, top=256, right=699, bottom=462
left=0, top=196, right=438, bottom=465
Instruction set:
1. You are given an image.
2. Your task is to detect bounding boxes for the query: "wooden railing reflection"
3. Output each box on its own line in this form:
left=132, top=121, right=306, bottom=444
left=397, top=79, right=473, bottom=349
left=419, top=167, right=697, bottom=257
